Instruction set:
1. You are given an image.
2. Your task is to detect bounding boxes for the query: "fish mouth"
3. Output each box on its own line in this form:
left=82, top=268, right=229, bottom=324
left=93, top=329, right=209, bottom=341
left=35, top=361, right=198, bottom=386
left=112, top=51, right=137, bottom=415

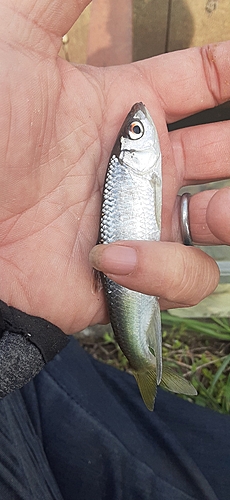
left=130, top=102, right=147, bottom=117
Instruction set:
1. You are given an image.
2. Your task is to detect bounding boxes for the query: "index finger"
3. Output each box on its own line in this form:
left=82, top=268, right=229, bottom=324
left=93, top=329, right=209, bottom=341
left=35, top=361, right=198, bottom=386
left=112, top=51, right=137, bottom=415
left=139, top=42, right=230, bottom=122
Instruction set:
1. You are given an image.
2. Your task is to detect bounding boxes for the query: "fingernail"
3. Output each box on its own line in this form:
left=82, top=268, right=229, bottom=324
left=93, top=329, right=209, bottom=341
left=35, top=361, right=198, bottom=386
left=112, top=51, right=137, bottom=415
left=89, top=244, right=137, bottom=275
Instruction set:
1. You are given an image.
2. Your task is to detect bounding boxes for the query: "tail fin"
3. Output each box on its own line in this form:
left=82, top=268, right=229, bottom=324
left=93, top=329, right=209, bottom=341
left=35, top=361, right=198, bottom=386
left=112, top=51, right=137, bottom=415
left=133, top=369, right=157, bottom=411
left=133, top=364, right=197, bottom=411
left=161, top=366, right=197, bottom=396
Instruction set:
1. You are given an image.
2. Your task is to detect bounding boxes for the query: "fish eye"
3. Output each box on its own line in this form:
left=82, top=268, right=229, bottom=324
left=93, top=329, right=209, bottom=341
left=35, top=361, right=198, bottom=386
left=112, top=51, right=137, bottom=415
left=128, top=121, right=144, bottom=140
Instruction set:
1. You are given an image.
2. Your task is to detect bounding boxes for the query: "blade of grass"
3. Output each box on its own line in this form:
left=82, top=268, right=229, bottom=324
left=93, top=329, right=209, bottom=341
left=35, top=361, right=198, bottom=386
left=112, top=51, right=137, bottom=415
left=223, top=374, right=230, bottom=413
left=211, top=317, right=230, bottom=331
left=161, top=312, right=230, bottom=340
left=193, top=380, right=222, bottom=412
left=208, top=353, right=230, bottom=395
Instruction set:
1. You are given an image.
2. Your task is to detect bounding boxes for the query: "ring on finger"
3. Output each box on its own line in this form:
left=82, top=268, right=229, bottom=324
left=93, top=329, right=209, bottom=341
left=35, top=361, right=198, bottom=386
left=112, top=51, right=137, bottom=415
left=180, top=193, right=193, bottom=246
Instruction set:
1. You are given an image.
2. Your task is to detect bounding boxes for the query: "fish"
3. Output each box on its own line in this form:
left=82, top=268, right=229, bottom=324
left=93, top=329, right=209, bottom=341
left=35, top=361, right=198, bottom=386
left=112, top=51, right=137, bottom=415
left=99, top=102, right=197, bottom=410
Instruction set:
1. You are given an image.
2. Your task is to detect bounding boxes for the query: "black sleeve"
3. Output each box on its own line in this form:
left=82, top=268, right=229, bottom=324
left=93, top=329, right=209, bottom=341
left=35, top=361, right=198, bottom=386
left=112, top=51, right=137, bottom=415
left=0, top=300, right=69, bottom=398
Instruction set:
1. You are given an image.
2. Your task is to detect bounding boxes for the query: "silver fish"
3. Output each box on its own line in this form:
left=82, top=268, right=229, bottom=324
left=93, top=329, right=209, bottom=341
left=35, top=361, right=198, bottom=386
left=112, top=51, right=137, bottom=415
left=100, top=103, right=196, bottom=410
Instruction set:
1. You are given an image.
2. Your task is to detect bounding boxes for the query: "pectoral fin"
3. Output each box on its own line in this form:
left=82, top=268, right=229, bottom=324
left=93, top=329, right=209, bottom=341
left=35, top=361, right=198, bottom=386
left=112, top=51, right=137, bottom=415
left=91, top=268, right=103, bottom=294
left=146, top=299, right=162, bottom=385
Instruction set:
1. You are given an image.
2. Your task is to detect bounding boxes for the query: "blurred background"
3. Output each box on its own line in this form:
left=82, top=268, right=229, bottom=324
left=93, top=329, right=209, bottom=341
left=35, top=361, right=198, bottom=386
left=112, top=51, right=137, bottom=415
left=59, top=0, right=230, bottom=64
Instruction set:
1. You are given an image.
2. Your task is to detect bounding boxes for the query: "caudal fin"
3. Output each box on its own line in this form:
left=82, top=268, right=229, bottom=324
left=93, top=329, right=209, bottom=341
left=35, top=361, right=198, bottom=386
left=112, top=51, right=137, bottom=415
left=161, top=366, right=197, bottom=396
left=133, top=364, right=197, bottom=411
left=133, top=369, right=157, bottom=411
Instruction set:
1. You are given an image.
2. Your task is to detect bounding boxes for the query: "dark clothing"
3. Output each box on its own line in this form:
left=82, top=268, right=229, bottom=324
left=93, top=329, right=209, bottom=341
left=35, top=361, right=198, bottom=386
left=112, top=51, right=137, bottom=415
left=0, top=336, right=229, bottom=500
left=0, top=300, right=69, bottom=398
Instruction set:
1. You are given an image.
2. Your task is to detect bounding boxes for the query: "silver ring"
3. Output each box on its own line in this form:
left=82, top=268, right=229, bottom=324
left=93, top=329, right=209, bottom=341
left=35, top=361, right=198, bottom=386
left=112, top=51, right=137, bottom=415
left=180, top=193, right=193, bottom=246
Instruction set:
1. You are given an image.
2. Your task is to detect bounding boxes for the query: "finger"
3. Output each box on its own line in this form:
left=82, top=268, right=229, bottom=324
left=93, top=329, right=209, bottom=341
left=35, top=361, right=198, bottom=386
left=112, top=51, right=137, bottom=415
left=170, top=121, right=230, bottom=185
left=138, top=42, right=230, bottom=122
left=159, top=297, right=196, bottom=311
left=1, top=1, right=90, bottom=48
left=172, top=188, right=230, bottom=245
left=89, top=241, right=219, bottom=306
left=207, top=187, right=230, bottom=243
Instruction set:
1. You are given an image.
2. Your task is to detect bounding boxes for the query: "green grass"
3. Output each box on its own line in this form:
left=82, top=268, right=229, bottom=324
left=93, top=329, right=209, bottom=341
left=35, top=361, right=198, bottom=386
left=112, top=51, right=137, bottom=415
left=161, top=313, right=230, bottom=341
left=79, top=315, right=230, bottom=414
left=160, top=313, right=230, bottom=413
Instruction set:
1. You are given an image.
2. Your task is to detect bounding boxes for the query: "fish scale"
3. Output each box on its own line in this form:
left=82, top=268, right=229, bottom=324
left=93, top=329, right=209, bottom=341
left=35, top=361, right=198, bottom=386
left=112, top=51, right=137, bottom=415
left=101, top=156, right=160, bottom=243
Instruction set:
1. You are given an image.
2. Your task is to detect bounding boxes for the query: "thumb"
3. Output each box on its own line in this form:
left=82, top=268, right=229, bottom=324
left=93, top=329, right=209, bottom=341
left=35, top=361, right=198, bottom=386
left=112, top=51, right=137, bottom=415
left=89, top=240, right=219, bottom=307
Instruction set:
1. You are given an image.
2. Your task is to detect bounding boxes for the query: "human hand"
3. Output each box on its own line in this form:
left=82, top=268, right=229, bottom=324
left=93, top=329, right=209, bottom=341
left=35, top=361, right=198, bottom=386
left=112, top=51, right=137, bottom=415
left=0, top=0, right=229, bottom=332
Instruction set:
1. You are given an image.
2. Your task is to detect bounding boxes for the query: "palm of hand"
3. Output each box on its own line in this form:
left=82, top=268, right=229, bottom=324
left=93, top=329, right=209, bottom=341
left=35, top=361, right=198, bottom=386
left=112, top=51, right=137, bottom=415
left=0, top=3, right=229, bottom=332
left=0, top=47, right=101, bottom=331
left=0, top=22, right=170, bottom=332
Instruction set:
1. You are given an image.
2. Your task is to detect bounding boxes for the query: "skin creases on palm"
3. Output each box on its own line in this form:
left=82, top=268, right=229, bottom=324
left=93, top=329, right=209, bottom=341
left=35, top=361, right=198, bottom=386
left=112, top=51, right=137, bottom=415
left=0, top=0, right=229, bottom=333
